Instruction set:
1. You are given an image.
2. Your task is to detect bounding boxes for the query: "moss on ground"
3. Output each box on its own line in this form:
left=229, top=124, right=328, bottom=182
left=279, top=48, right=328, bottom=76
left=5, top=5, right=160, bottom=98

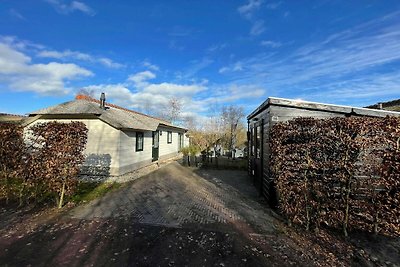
left=70, top=181, right=122, bottom=203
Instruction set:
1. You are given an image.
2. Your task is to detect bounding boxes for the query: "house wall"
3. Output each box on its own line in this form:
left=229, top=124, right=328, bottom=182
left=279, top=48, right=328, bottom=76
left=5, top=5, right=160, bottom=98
left=118, top=130, right=153, bottom=175
left=26, top=118, right=121, bottom=176
left=157, top=126, right=185, bottom=161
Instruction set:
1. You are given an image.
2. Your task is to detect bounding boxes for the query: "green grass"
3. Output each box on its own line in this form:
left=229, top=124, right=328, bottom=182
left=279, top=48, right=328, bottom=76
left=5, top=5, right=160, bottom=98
left=70, top=181, right=122, bottom=203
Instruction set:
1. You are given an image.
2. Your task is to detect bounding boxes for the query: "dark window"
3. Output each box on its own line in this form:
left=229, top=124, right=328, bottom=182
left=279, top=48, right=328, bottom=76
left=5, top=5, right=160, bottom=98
left=251, top=127, right=255, bottom=156
left=167, top=131, right=172, bottom=144
left=256, top=126, right=261, bottom=159
left=136, top=132, right=144, bottom=151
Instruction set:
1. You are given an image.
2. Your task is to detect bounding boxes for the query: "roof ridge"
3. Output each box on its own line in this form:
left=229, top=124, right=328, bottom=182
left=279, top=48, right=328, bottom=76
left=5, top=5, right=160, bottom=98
left=75, top=94, right=171, bottom=124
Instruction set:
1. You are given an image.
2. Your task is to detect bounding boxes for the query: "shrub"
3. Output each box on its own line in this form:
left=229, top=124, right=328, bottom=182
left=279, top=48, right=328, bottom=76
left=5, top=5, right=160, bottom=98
left=270, top=116, right=400, bottom=236
left=0, top=121, right=88, bottom=208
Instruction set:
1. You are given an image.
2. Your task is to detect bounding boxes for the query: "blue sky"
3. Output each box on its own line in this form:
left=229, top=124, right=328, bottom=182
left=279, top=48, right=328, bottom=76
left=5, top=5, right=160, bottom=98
left=1, top=0, right=400, bottom=118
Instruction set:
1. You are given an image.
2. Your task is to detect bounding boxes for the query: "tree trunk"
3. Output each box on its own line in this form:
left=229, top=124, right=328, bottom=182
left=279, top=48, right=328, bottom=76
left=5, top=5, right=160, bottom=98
left=58, top=179, right=66, bottom=209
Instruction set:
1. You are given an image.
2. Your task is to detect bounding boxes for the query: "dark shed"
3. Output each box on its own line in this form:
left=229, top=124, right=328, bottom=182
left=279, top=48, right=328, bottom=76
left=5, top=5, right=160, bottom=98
left=247, top=97, right=400, bottom=206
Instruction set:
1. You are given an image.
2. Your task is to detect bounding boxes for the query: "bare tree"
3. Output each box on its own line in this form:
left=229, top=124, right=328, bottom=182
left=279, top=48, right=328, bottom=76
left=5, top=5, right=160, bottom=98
left=158, top=97, right=183, bottom=124
left=221, top=105, right=245, bottom=157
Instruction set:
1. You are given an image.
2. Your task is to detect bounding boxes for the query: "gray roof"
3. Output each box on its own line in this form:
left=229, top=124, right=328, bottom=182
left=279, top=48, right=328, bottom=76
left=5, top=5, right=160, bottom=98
left=26, top=99, right=185, bottom=132
left=248, top=97, right=400, bottom=119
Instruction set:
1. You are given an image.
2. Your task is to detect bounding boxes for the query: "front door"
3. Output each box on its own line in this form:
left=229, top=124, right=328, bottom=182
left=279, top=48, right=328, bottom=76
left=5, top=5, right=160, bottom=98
left=152, top=131, right=159, bottom=162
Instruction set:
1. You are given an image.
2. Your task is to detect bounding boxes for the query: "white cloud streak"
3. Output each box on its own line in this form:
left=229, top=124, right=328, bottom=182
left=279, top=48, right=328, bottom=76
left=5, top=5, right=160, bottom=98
left=219, top=11, right=400, bottom=105
left=44, top=0, right=95, bottom=16
left=260, top=40, right=282, bottom=48
left=37, top=49, right=124, bottom=69
left=9, top=9, right=26, bottom=20
left=238, top=0, right=264, bottom=19
left=250, top=20, right=266, bottom=36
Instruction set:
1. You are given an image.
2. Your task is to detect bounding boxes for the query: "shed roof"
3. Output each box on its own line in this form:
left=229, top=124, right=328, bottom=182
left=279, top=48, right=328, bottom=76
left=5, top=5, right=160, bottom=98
left=25, top=95, right=186, bottom=132
left=248, top=97, right=400, bottom=120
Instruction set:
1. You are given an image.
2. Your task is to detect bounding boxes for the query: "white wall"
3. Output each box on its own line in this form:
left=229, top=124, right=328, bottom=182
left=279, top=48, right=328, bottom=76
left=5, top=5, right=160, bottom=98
left=158, top=126, right=186, bottom=158
left=118, top=130, right=153, bottom=173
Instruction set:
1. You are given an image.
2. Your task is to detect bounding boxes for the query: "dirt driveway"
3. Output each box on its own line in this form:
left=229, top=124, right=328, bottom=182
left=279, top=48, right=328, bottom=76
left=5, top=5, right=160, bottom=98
left=0, top=162, right=362, bottom=266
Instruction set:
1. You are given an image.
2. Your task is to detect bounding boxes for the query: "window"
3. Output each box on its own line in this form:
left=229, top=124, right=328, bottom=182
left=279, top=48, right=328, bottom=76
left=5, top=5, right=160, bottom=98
left=167, top=131, right=172, bottom=144
left=251, top=127, right=254, bottom=156
left=178, top=133, right=183, bottom=150
left=256, top=126, right=261, bottom=159
left=136, top=132, right=144, bottom=151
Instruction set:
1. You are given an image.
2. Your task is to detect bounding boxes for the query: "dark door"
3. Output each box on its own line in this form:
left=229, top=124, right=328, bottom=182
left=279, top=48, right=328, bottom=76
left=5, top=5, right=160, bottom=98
left=152, top=131, right=159, bottom=162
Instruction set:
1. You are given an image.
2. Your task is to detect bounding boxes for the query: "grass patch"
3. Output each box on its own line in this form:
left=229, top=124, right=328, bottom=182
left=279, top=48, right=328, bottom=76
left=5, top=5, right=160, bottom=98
left=70, top=181, right=122, bottom=203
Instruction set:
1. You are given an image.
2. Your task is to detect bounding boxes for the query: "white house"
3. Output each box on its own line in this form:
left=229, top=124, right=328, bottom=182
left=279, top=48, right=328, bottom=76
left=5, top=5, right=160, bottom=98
left=23, top=93, right=189, bottom=176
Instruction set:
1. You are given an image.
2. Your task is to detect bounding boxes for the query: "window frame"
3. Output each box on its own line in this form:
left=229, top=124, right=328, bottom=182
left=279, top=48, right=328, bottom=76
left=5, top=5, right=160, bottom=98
left=167, top=131, right=172, bottom=144
left=136, top=132, right=144, bottom=152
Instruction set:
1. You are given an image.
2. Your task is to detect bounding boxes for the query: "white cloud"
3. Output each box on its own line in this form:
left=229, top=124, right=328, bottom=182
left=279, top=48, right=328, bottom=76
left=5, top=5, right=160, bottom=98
left=145, top=83, right=205, bottom=96
left=238, top=0, right=264, bottom=19
left=98, top=58, right=124, bottom=69
left=260, top=40, right=282, bottom=48
left=250, top=20, right=265, bottom=36
left=44, top=0, right=95, bottom=16
left=0, top=35, right=45, bottom=51
left=142, top=60, right=159, bottom=71
left=0, top=43, right=92, bottom=95
left=219, top=62, right=244, bottom=74
left=83, top=69, right=209, bottom=116
left=127, top=71, right=156, bottom=87
left=37, top=49, right=124, bottom=69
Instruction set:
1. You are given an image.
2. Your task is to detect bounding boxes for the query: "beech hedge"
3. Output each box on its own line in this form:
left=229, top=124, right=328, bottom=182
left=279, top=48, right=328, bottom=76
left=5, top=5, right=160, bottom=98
left=270, top=116, right=400, bottom=237
left=0, top=121, right=88, bottom=208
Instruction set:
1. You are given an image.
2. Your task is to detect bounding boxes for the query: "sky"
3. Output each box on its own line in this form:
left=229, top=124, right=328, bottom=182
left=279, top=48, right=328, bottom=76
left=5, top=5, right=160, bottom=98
left=1, top=0, right=400, bottom=119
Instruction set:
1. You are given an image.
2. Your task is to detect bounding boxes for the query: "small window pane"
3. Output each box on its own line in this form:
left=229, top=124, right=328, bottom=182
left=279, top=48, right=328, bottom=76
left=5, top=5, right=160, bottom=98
left=167, top=131, right=172, bottom=144
left=136, top=132, right=144, bottom=151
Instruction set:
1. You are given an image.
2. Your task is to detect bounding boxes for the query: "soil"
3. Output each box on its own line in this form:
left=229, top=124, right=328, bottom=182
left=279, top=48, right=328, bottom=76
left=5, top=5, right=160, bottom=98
left=0, top=161, right=399, bottom=266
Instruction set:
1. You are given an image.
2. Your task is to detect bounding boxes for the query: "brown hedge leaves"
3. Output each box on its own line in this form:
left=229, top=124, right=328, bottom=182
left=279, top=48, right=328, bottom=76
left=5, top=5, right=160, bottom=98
left=0, top=121, right=88, bottom=208
left=270, top=116, right=400, bottom=237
